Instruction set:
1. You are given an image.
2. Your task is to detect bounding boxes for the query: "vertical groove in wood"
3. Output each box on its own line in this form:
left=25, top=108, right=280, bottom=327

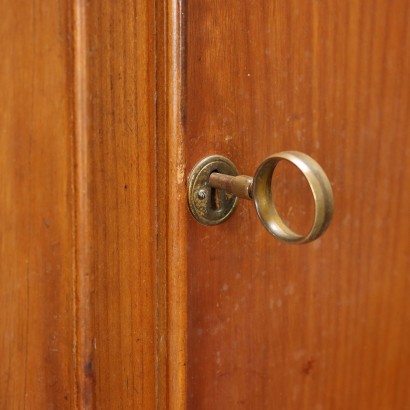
left=165, top=0, right=188, bottom=407
left=72, top=0, right=95, bottom=407
left=155, top=2, right=168, bottom=407
left=156, top=0, right=188, bottom=408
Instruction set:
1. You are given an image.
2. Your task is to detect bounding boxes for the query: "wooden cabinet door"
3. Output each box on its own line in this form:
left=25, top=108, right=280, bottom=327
left=184, top=1, right=410, bottom=409
left=1, top=0, right=409, bottom=409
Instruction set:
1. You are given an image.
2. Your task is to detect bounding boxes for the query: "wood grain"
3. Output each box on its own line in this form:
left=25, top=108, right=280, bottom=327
left=0, top=0, right=188, bottom=408
left=77, top=1, right=158, bottom=408
left=76, top=0, right=187, bottom=407
left=156, top=0, right=188, bottom=408
left=186, top=0, right=410, bottom=409
left=5, top=0, right=408, bottom=408
left=0, top=1, right=75, bottom=407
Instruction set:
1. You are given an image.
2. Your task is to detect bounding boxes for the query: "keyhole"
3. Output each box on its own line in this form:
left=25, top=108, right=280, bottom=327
left=210, top=171, right=221, bottom=210
left=210, top=187, right=221, bottom=210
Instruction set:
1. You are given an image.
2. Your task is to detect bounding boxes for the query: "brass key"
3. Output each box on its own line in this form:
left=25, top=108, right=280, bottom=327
left=187, top=151, right=334, bottom=244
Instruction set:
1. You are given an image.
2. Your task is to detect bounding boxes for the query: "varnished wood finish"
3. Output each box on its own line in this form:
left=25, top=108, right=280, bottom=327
left=156, top=0, right=188, bottom=408
left=0, top=0, right=187, bottom=408
left=77, top=0, right=157, bottom=408
left=80, top=0, right=187, bottom=407
left=3, top=0, right=409, bottom=408
left=186, top=1, right=410, bottom=409
left=0, top=1, right=75, bottom=407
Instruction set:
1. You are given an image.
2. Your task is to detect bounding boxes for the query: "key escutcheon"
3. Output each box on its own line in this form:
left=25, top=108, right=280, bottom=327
left=187, top=155, right=239, bottom=226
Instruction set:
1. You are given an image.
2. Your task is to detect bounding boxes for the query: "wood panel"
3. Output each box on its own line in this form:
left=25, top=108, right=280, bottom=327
left=76, top=0, right=158, bottom=408
left=0, top=0, right=188, bottom=408
left=0, top=1, right=75, bottom=407
left=75, top=0, right=187, bottom=408
left=186, top=0, right=410, bottom=409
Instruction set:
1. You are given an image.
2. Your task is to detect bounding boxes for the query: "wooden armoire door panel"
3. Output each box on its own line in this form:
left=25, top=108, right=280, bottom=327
left=185, top=1, right=410, bottom=409
left=0, top=0, right=186, bottom=408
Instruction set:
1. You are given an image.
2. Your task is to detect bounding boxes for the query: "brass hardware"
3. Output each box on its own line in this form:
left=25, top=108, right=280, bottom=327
left=187, top=151, right=334, bottom=244
left=252, top=151, right=334, bottom=243
left=187, top=155, right=239, bottom=225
